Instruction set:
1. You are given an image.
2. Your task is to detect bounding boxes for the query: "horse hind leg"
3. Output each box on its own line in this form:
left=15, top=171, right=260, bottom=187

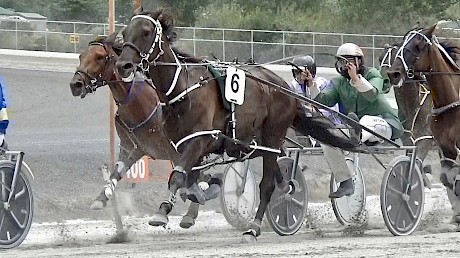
left=178, top=173, right=223, bottom=229
left=243, top=153, right=279, bottom=242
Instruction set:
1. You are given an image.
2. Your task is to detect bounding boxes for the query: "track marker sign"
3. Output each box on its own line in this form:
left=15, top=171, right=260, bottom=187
left=125, top=156, right=150, bottom=183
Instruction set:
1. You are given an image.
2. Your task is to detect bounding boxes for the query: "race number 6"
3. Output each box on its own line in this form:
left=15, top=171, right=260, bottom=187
left=225, top=67, right=246, bottom=105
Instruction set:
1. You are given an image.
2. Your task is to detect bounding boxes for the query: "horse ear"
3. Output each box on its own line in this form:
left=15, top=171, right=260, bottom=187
left=425, top=23, right=437, bottom=37
left=134, top=5, right=143, bottom=15
left=105, top=31, right=118, bottom=44
left=158, top=10, right=175, bottom=30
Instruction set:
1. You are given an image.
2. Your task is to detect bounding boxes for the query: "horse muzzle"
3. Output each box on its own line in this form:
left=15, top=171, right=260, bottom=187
left=116, top=60, right=136, bottom=82
left=69, top=77, right=88, bottom=98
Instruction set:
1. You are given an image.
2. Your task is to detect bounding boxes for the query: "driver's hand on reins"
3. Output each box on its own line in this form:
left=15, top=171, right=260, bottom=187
left=346, top=62, right=360, bottom=84
left=301, top=69, right=315, bottom=88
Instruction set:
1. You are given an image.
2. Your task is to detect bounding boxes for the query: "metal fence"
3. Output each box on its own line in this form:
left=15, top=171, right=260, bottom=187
left=1, top=20, right=459, bottom=67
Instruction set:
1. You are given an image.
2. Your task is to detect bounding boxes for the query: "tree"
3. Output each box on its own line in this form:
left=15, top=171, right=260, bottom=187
left=336, top=0, right=458, bottom=33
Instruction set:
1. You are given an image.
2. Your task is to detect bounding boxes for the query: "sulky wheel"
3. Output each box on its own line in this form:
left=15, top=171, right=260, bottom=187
left=330, top=158, right=367, bottom=225
left=0, top=160, right=34, bottom=249
left=220, top=160, right=258, bottom=230
left=266, top=156, right=308, bottom=236
left=380, top=155, right=424, bottom=236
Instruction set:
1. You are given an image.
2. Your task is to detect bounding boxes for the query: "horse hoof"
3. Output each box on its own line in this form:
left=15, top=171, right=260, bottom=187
left=149, top=213, right=169, bottom=227
left=440, top=173, right=453, bottom=190
left=242, top=229, right=257, bottom=243
left=90, top=200, right=106, bottom=210
left=107, top=227, right=134, bottom=243
left=179, top=215, right=195, bottom=229
left=187, top=183, right=206, bottom=205
left=451, top=214, right=460, bottom=225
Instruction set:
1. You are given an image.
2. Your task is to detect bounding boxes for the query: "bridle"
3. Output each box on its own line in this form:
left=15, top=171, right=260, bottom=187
left=120, top=14, right=183, bottom=100
left=394, top=29, right=460, bottom=78
left=74, top=42, right=116, bottom=95
left=393, top=29, right=460, bottom=116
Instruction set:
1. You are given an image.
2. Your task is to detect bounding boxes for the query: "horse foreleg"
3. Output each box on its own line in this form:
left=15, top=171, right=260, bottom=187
left=91, top=147, right=143, bottom=210
left=179, top=202, right=200, bottom=229
left=170, top=137, right=212, bottom=205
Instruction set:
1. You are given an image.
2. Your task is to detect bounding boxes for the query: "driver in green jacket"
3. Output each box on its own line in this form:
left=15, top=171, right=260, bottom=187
left=306, top=43, right=404, bottom=198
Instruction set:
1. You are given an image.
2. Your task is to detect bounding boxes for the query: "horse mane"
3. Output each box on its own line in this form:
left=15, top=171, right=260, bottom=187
left=136, top=8, right=205, bottom=63
left=89, top=35, right=106, bottom=45
left=172, top=47, right=206, bottom=63
left=439, top=40, right=460, bottom=63
left=139, top=8, right=177, bottom=43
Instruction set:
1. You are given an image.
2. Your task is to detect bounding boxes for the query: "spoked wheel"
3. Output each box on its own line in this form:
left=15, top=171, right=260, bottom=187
left=330, top=158, right=367, bottom=225
left=266, top=156, right=308, bottom=236
left=220, top=160, right=258, bottom=230
left=0, top=160, right=34, bottom=249
left=381, top=155, right=424, bottom=236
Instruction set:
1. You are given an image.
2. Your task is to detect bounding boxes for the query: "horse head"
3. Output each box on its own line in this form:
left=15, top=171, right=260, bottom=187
left=387, top=24, right=460, bottom=110
left=386, top=25, right=437, bottom=87
left=70, top=32, right=121, bottom=98
left=116, top=8, right=177, bottom=83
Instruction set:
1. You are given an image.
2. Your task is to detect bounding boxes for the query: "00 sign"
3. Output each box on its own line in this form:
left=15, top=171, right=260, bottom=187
left=126, top=159, right=147, bottom=179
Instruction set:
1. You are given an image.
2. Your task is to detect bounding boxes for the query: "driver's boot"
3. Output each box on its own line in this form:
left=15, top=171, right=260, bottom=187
left=329, top=178, right=354, bottom=198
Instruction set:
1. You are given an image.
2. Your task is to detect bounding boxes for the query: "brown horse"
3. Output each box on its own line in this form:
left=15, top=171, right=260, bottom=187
left=68, top=33, right=210, bottom=229
left=386, top=24, right=460, bottom=222
left=115, top=8, right=357, bottom=241
left=379, top=43, right=436, bottom=181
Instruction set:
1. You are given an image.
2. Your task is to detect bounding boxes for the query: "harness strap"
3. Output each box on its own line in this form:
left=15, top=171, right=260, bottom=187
left=432, top=100, right=460, bottom=116
left=116, top=103, right=160, bottom=133
left=168, top=82, right=202, bottom=105
left=171, top=130, right=222, bottom=152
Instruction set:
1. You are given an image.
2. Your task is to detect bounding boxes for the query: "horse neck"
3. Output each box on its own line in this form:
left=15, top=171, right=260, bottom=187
left=108, top=79, right=130, bottom=104
left=113, top=80, right=159, bottom=123
left=425, top=46, right=460, bottom=109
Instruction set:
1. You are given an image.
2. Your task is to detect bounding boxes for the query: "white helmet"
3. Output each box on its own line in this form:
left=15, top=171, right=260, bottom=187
left=359, top=115, right=391, bottom=143
left=337, top=43, right=364, bottom=57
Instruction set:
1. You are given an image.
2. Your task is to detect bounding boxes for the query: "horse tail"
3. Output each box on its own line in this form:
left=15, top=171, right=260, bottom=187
left=292, top=111, right=358, bottom=151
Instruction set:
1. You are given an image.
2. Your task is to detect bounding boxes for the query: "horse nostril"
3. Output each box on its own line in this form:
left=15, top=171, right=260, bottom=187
left=70, top=80, right=83, bottom=89
left=123, top=62, right=134, bottom=71
left=389, top=71, right=401, bottom=80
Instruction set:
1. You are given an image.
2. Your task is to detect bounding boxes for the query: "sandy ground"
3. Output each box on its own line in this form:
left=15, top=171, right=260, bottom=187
left=3, top=183, right=460, bottom=258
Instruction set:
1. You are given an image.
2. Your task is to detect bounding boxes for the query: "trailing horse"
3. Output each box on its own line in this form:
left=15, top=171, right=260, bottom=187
left=115, top=8, right=358, bottom=241
left=379, top=42, right=437, bottom=185
left=386, top=24, right=460, bottom=222
left=68, top=33, right=216, bottom=229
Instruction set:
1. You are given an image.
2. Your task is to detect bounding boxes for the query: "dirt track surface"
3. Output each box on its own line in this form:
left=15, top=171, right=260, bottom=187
left=5, top=230, right=460, bottom=258
left=1, top=54, right=459, bottom=257
left=3, top=185, right=460, bottom=257
left=3, top=212, right=460, bottom=258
